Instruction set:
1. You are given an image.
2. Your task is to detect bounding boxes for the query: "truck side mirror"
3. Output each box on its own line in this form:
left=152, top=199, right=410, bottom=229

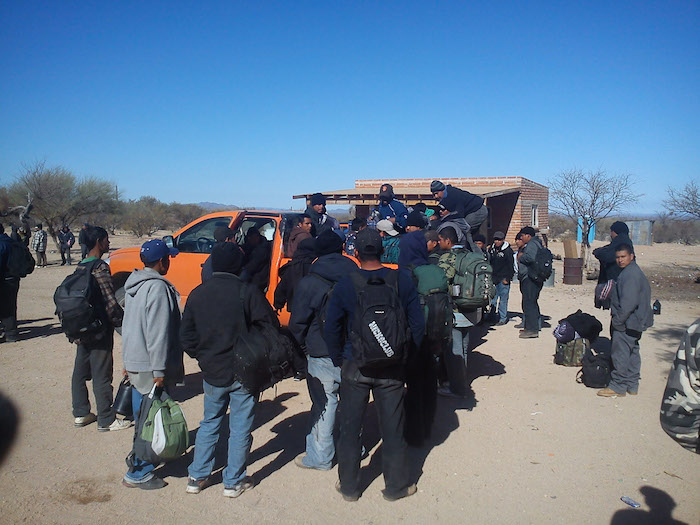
left=163, top=235, right=175, bottom=249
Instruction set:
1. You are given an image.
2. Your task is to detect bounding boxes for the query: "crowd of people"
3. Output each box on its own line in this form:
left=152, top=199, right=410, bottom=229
left=1, top=181, right=689, bottom=504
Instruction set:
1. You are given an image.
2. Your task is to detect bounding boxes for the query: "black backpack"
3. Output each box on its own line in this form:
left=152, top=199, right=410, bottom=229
left=53, top=260, right=103, bottom=342
left=311, top=273, right=335, bottom=333
left=576, top=346, right=612, bottom=388
left=532, top=246, right=553, bottom=284
left=349, top=270, right=411, bottom=369
left=6, top=240, right=35, bottom=278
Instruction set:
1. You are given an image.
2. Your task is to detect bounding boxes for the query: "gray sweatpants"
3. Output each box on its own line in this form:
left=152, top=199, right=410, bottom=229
left=608, top=329, right=641, bottom=394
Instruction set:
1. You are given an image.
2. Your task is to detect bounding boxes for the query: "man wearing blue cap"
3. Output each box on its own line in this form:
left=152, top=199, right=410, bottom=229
left=122, top=239, right=183, bottom=490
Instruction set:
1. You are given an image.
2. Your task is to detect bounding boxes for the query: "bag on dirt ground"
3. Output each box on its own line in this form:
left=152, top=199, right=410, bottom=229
left=349, top=270, right=411, bottom=369
left=113, top=377, right=134, bottom=418
left=452, top=252, right=495, bottom=310
left=576, top=346, right=612, bottom=388
left=53, top=260, right=103, bottom=342
left=411, top=264, right=452, bottom=350
left=6, top=240, right=35, bottom=278
left=554, top=337, right=589, bottom=367
left=128, top=385, right=188, bottom=467
left=531, top=247, right=554, bottom=284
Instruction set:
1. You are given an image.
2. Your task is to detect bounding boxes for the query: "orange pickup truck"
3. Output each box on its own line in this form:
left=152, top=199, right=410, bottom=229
left=107, top=209, right=341, bottom=326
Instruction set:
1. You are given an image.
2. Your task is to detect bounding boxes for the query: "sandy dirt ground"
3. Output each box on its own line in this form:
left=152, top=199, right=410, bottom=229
left=0, top=236, right=698, bottom=524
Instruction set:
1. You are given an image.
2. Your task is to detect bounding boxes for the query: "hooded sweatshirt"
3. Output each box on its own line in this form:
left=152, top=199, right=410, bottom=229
left=288, top=253, right=359, bottom=358
left=122, top=268, right=183, bottom=381
left=488, top=241, right=515, bottom=282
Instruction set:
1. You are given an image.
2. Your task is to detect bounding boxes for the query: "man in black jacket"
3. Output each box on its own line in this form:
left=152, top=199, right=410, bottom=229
left=430, top=180, right=488, bottom=235
left=487, top=231, right=515, bottom=325
left=181, top=243, right=278, bottom=498
left=289, top=230, right=358, bottom=471
left=305, top=193, right=340, bottom=237
left=593, top=221, right=634, bottom=283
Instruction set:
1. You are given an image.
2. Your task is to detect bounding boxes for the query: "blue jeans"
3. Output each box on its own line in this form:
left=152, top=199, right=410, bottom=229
left=303, top=356, right=341, bottom=469
left=445, top=328, right=469, bottom=396
left=124, top=388, right=156, bottom=483
left=491, top=281, right=510, bottom=323
left=188, top=380, right=256, bottom=488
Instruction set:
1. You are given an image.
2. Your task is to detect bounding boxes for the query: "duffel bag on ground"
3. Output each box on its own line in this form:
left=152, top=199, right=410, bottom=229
left=554, top=337, right=589, bottom=367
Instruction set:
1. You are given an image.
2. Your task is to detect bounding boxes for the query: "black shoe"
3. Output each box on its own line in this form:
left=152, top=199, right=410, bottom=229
left=382, top=484, right=418, bottom=502
left=519, top=330, right=539, bottom=339
left=514, top=323, right=524, bottom=329
left=294, top=371, right=306, bottom=382
left=122, top=477, right=167, bottom=490
left=335, top=481, right=359, bottom=502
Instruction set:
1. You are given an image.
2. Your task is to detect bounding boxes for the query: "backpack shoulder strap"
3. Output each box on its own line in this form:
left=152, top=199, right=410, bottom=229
left=383, top=269, right=400, bottom=294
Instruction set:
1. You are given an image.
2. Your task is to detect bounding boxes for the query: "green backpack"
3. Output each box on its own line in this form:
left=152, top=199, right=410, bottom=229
left=412, top=264, right=452, bottom=349
left=140, top=393, right=189, bottom=461
left=452, top=251, right=496, bottom=310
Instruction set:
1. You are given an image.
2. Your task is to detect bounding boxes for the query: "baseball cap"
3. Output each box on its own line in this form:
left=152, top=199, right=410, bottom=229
left=376, top=219, right=399, bottom=236
left=140, top=239, right=179, bottom=263
left=493, top=231, right=505, bottom=240
left=355, top=228, right=384, bottom=257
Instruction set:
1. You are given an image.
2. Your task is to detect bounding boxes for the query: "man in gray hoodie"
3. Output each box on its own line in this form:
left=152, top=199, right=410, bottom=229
left=516, top=227, right=544, bottom=338
left=598, top=244, right=653, bottom=397
left=121, top=239, right=183, bottom=490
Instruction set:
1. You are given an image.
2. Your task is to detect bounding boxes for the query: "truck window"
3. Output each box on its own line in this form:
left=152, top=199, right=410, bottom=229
left=176, top=216, right=233, bottom=253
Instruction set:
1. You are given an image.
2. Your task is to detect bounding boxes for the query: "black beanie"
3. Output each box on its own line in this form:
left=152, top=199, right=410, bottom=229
left=310, top=193, right=326, bottom=206
left=211, top=242, right=244, bottom=274
left=610, top=221, right=629, bottom=236
left=406, top=210, right=425, bottom=228
left=430, top=180, right=446, bottom=192
left=315, top=230, right=344, bottom=256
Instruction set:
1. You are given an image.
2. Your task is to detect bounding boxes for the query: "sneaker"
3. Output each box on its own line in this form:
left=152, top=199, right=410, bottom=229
left=382, top=484, right=417, bottom=502
left=597, top=387, right=625, bottom=398
left=98, top=418, right=133, bottom=432
left=514, top=322, right=524, bottom=329
left=335, top=480, right=359, bottom=502
left=294, top=371, right=306, bottom=382
left=186, top=476, right=211, bottom=494
left=437, top=386, right=464, bottom=399
left=627, top=390, right=638, bottom=396
left=223, top=477, right=254, bottom=498
left=495, top=320, right=508, bottom=326
left=74, top=413, right=97, bottom=427
left=519, top=330, right=539, bottom=339
left=122, top=476, right=167, bottom=490
left=294, top=455, right=331, bottom=471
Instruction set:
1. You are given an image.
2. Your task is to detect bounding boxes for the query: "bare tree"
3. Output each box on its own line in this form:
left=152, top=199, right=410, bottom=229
left=9, top=160, right=118, bottom=247
left=664, top=179, right=700, bottom=219
left=548, top=169, right=641, bottom=266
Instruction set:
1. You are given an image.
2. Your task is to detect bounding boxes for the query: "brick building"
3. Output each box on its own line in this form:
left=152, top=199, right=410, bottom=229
left=294, top=177, right=549, bottom=243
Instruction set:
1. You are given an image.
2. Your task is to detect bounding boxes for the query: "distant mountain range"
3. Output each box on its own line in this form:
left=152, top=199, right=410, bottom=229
left=196, top=202, right=240, bottom=210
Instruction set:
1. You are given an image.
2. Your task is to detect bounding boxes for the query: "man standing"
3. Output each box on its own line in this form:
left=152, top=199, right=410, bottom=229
left=598, top=244, right=653, bottom=397
left=515, top=226, right=543, bottom=339
left=71, top=226, right=131, bottom=432
left=376, top=219, right=400, bottom=264
left=121, top=239, right=183, bottom=490
left=487, top=231, right=515, bottom=326
left=78, top=223, right=90, bottom=260
left=593, top=221, right=634, bottom=284
left=32, top=223, right=48, bottom=268
left=305, top=193, right=340, bottom=237
left=181, top=243, right=278, bottom=497
left=58, top=225, right=75, bottom=266
left=0, top=224, right=20, bottom=343
left=286, top=214, right=313, bottom=257
left=289, top=230, right=358, bottom=471
left=430, top=180, right=487, bottom=235
left=325, top=228, right=424, bottom=502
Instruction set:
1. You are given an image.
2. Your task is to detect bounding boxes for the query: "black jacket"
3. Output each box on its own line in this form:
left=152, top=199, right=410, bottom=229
left=241, top=239, right=271, bottom=290
left=488, top=242, right=515, bottom=282
left=593, top=234, right=634, bottom=283
left=288, top=253, right=358, bottom=358
left=440, top=185, right=484, bottom=218
left=273, top=242, right=316, bottom=311
left=180, top=272, right=278, bottom=387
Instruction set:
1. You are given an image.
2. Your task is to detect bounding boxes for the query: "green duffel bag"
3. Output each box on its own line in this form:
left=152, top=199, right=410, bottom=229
left=140, top=387, right=189, bottom=461
left=554, top=338, right=590, bottom=367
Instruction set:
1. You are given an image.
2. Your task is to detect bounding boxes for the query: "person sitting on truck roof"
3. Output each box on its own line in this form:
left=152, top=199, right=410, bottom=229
left=430, top=180, right=488, bottom=236
left=375, top=184, right=409, bottom=231
left=305, top=193, right=340, bottom=238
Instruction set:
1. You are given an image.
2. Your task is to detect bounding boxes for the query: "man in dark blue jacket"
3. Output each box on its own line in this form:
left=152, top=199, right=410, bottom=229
left=593, top=221, right=634, bottom=284
left=430, top=180, right=488, bottom=235
left=289, top=231, right=358, bottom=471
left=325, top=228, right=424, bottom=502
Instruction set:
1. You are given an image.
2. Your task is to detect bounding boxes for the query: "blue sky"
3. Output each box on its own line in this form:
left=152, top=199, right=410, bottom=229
left=1, top=1, right=698, bottom=214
